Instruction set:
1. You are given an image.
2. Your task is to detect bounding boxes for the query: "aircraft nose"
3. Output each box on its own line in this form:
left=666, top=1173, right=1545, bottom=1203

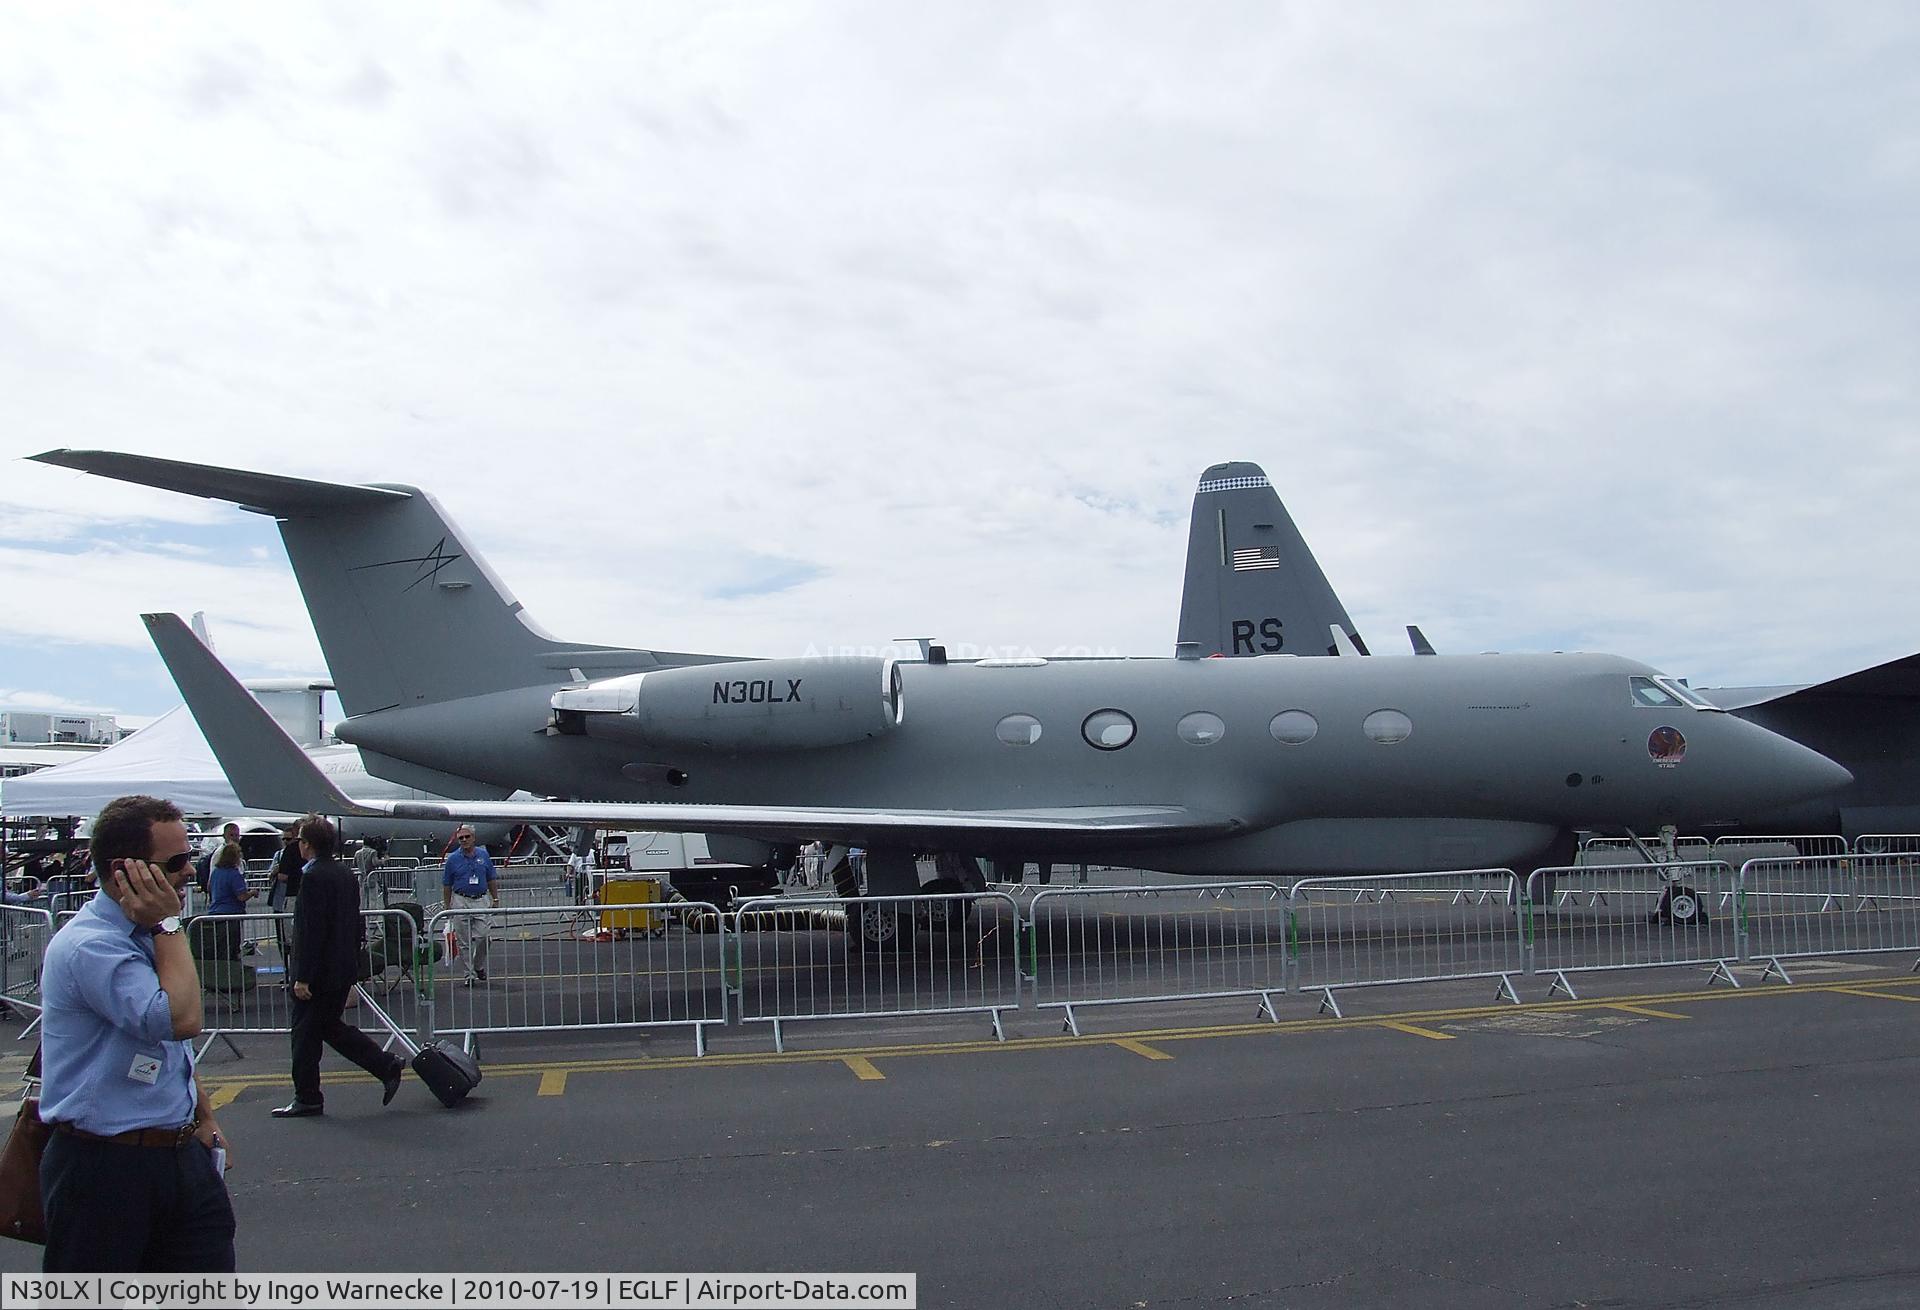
left=1749, top=727, right=1853, bottom=803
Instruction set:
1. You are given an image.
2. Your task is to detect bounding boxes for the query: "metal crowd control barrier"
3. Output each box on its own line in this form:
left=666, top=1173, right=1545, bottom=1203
left=0, top=905, right=55, bottom=1035
left=1287, top=872, right=1524, bottom=1016
left=732, top=892, right=1020, bottom=1052
left=1739, top=855, right=1920, bottom=982
left=47, top=891, right=92, bottom=919
left=1711, top=834, right=1849, bottom=865
left=1024, top=883, right=1286, bottom=1034
left=1527, top=861, right=1741, bottom=997
left=1852, top=834, right=1920, bottom=860
left=1578, top=836, right=1712, bottom=866
left=187, top=909, right=427, bottom=1060
left=429, top=902, right=727, bottom=1056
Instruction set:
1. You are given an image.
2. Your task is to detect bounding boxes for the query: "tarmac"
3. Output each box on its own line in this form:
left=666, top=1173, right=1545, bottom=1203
left=3, top=951, right=1917, bottom=1308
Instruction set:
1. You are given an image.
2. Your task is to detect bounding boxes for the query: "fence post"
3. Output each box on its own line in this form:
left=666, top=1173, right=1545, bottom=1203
left=1520, top=889, right=1536, bottom=975
left=721, top=921, right=742, bottom=1025
left=1734, top=861, right=1750, bottom=963
left=1284, top=898, right=1299, bottom=993
left=421, top=910, right=439, bottom=1048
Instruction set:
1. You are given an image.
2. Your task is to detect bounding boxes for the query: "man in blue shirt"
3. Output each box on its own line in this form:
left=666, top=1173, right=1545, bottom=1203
left=37, top=794, right=233, bottom=1272
left=441, top=827, right=500, bottom=984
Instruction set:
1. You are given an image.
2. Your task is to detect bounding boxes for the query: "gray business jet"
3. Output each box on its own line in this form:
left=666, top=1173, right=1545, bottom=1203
left=34, top=451, right=1851, bottom=941
left=1172, top=460, right=1920, bottom=838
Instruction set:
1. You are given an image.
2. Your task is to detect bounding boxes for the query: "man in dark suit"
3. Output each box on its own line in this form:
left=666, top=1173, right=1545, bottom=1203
left=271, top=815, right=404, bottom=1118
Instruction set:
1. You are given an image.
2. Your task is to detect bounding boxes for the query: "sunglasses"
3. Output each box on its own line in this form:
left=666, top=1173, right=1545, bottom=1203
left=118, top=852, right=193, bottom=875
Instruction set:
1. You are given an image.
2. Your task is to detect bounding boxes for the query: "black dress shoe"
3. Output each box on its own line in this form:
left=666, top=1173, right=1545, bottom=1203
left=271, top=1100, right=324, bottom=1118
left=382, top=1065, right=404, bottom=1106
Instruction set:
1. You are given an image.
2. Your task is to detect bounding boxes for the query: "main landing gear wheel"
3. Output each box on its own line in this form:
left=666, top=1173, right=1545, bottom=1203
left=914, top=876, right=972, bottom=938
left=848, top=902, right=913, bottom=956
left=1651, top=884, right=1709, bottom=927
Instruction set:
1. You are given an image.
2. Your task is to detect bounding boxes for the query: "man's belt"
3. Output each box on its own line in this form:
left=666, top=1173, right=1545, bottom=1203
left=53, top=1119, right=199, bottom=1149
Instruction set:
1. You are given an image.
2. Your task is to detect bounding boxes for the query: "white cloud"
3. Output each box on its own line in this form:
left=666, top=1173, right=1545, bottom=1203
left=0, top=1, right=1915, bottom=720
left=0, top=687, right=124, bottom=716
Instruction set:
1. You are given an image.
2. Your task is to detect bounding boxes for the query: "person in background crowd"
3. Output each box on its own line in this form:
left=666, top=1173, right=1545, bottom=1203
left=266, top=825, right=302, bottom=985
left=194, top=822, right=240, bottom=896
left=441, top=826, right=500, bottom=985
left=352, top=836, right=383, bottom=907
left=205, top=841, right=253, bottom=962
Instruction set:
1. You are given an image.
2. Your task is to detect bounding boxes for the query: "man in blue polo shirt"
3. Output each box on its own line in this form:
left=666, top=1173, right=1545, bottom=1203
left=441, top=827, right=500, bottom=984
left=37, top=794, right=233, bottom=1272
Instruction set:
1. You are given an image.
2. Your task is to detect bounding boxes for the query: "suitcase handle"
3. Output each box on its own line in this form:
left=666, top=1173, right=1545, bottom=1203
left=351, top=984, right=422, bottom=1058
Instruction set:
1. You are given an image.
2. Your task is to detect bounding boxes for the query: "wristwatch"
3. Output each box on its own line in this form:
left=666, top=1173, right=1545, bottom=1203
left=154, top=916, right=182, bottom=936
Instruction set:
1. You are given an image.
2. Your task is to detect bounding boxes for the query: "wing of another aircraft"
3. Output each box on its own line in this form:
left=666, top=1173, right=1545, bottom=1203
left=144, top=613, right=1241, bottom=848
left=1702, top=651, right=1920, bottom=713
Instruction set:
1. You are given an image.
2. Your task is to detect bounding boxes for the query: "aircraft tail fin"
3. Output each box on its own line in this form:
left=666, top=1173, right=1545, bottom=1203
left=142, top=612, right=373, bottom=817
left=1174, top=462, right=1366, bottom=657
left=34, top=450, right=701, bottom=716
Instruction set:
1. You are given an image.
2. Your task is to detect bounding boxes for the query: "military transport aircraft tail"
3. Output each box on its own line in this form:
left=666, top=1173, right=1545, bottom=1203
left=31, top=450, right=730, bottom=718
left=1174, top=461, right=1368, bottom=658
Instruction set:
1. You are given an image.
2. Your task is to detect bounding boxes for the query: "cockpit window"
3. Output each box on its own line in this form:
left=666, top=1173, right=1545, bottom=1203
left=1629, top=677, right=1682, bottom=708
left=1630, top=675, right=1724, bottom=711
left=1655, top=676, right=1723, bottom=711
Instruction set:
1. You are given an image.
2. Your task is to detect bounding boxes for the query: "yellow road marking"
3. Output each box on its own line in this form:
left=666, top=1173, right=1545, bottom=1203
left=190, top=972, right=1920, bottom=1095
left=538, top=1070, right=569, bottom=1096
left=207, top=1084, right=244, bottom=1111
left=1604, top=1003, right=1690, bottom=1020
left=841, top=1056, right=885, bottom=1081
left=1113, top=1039, right=1173, bottom=1061
left=1377, top=1020, right=1455, bottom=1041
left=1831, top=987, right=1920, bottom=1003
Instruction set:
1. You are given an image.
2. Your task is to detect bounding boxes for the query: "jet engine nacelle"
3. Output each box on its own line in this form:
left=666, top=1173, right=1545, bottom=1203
left=550, top=657, right=903, bottom=753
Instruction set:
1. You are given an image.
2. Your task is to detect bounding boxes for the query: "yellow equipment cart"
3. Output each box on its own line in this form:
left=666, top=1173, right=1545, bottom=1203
left=597, top=874, right=666, bottom=935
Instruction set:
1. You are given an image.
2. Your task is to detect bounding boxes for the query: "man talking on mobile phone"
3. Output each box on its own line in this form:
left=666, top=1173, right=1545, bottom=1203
left=37, top=795, right=234, bottom=1272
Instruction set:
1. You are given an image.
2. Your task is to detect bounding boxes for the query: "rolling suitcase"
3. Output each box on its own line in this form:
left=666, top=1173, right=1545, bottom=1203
left=352, top=985, right=481, bottom=1108
left=410, top=1040, right=482, bottom=1109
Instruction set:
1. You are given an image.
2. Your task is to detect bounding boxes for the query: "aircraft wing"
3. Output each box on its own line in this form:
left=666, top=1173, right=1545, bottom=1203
left=144, top=613, right=1239, bottom=847
left=1702, top=652, right=1920, bottom=713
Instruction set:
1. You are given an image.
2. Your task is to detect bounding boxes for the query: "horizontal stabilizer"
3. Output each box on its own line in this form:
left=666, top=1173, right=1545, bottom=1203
left=53, top=449, right=690, bottom=717
left=34, top=450, right=408, bottom=516
left=146, top=612, right=1240, bottom=848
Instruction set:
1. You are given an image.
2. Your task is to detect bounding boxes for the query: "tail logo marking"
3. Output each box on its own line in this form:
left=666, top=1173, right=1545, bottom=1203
left=1232, top=619, right=1285, bottom=655
left=351, top=536, right=467, bottom=591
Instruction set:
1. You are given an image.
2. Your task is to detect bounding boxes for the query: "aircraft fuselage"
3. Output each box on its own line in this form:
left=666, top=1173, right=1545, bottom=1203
left=335, top=651, right=1847, bottom=875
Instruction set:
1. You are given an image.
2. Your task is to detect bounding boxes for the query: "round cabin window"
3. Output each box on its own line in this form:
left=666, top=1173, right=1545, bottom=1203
left=995, top=713, right=1043, bottom=746
left=1363, top=709, right=1413, bottom=744
left=1269, top=710, right=1318, bottom=745
left=1176, top=711, right=1226, bottom=745
left=1082, top=709, right=1137, bottom=751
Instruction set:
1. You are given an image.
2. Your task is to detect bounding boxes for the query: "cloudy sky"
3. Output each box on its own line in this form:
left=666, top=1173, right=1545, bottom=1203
left=2, top=2, right=1916, bottom=728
